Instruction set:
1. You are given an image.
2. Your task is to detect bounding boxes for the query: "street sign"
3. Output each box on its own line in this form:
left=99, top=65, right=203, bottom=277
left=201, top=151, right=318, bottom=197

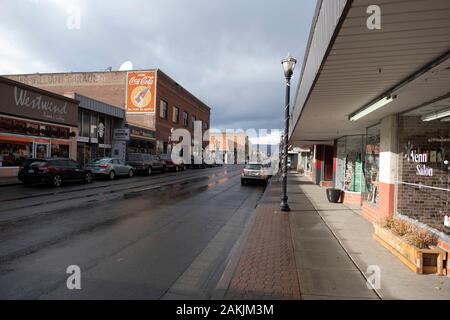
left=113, top=129, right=130, bottom=141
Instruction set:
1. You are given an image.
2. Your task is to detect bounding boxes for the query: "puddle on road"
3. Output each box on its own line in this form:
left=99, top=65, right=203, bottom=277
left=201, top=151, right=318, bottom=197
left=123, top=175, right=232, bottom=204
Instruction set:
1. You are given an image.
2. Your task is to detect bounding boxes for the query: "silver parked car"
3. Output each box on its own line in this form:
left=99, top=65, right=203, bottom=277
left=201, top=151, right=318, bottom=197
left=87, top=158, right=135, bottom=180
left=241, top=163, right=270, bottom=185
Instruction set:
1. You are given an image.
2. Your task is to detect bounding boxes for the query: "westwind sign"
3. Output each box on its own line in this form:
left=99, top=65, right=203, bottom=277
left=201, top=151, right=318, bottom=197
left=0, top=80, right=78, bottom=126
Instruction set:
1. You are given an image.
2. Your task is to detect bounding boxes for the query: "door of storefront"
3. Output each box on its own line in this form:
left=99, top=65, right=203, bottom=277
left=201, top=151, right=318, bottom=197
left=323, top=145, right=334, bottom=182
left=33, top=142, right=50, bottom=159
left=77, top=143, right=91, bottom=166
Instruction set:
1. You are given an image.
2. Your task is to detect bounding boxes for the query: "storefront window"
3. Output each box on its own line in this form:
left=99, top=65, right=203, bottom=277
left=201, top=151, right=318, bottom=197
left=91, top=113, right=98, bottom=139
left=11, top=119, right=27, bottom=134
left=26, top=123, right=39, bottom=136
left=51, top=144, right=70, bottom=158
left=344, top=136, right=365, bottom=193
left=77, top=112, right=118, bottom=164
left=364, top=125, right=381, bottom=204
left=0, top=141, right=33, bottom=167
left=0, top=116, right=70, bottom=140
left=0, top=117, right=13, bottom=132
left=35, top=144, right=49, bottom=159
left=78, top=110, right=83, bottom=134
left=335, top=138, right=346, bottom=189
left=156, top=140, right=164, bottom=154
left=335, top=135, right=366, bottom=192
left=127, top=140, right=155, bottom=155
left=82, top=111, right=91, bottom=137
left=105, top=118, right=112, bottom=145
left=397, top=110, right=450, bottom=235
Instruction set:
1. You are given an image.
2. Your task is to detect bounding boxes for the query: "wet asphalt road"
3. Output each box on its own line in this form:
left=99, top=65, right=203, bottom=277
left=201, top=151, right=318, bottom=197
left=0, top=165, right=265, bottom=300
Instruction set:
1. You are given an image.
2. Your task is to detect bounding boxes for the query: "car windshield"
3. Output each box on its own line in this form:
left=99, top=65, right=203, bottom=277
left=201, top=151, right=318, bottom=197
left=30, top=161, right=48, bottom=167
left=23, top=159, right=41, bottom=166
left=159, top=154, right=172, bottom=160
left=245, top=164, right=262, bottom=170
left=128, top=154, right=142, bottom=161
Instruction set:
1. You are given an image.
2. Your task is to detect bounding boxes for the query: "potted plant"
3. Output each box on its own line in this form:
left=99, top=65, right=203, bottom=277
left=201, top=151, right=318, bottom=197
left=326, top=188, right=342, bottom=203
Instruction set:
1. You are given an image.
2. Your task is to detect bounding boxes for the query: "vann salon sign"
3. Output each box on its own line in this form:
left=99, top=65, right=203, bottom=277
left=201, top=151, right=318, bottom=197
left=405, top=146, right=434, bottom=177
left=0, top=81, right=78, bottom=126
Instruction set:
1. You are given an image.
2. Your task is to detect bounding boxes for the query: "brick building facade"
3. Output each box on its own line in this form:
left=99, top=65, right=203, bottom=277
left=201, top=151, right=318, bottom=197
left=6, top=70, right=211, bottom=155
left=397, top=116, right=450, bottom=235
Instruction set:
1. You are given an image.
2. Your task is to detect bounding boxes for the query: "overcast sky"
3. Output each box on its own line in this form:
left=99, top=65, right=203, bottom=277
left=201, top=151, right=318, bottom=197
left=0, top=0, right=316, bottom=133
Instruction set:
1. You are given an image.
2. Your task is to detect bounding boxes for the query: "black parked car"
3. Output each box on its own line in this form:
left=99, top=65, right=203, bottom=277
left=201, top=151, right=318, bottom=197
left=19, top=158, right=94, bottom=187
left=18, top=158, right=45, bottom=183
left=127, top=153, right=166, bottom=175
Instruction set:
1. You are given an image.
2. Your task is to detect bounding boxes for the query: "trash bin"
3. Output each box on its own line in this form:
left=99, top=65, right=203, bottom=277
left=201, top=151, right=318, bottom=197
left=326, top=188, right=341, bottom=203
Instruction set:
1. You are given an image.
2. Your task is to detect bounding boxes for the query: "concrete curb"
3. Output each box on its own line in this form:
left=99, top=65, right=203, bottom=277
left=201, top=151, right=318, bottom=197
left=0, top=181, right=21, bottom=188
left=211, top=177, right=275, bottom=300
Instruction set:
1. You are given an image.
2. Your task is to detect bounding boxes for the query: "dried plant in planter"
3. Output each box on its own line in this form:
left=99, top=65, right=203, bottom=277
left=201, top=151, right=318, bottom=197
left=380, top=216, right=438, bottom=249
left=391, top=219, right=414, bottom=237
left=383, top=217, right=394, bottom=230
left=406, top=228, right=438, bottom=249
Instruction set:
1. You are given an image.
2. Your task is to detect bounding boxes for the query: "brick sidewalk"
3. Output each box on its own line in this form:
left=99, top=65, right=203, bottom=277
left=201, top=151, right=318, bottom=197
left=222, top=172, right=450, bottom=300
left=225, top=179, right=301, bottom=300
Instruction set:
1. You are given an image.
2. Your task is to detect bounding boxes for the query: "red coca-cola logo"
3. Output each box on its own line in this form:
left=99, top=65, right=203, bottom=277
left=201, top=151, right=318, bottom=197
left=129, top=76, right=153, bottom=86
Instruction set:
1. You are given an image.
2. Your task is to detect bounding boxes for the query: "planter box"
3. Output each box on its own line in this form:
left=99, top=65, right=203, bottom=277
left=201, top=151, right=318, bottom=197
left=373, top=224, right=446, bottom=275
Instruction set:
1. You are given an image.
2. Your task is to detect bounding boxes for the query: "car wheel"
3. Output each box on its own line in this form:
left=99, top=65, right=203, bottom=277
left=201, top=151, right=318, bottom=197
left=23, top=181, right=33, bottom=187
left=52, top=175, right=62, bottom=187
left=241, top=179, right=246, bottom=185
left=128, top=169, right=134, bottom=178
left=147, top=166, right=152, bottom=176
left=109, top=170, right=116, bottom=180
left=162, top=166, right=166, bottom=173
left=85, top=173, right=93, bottom=184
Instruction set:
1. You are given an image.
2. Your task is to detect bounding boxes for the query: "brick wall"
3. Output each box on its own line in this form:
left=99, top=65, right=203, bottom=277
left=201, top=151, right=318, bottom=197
left=320, top=181, right=333, bottom=188
left=8, top=72, right=128, bottom=108
left=155, top=71, right=210, bottom=144
left=342, top=191, right=363, bottom=206
left=363, top=202, right=383, bottom=224
left=397, top=116, right=449, bottom=235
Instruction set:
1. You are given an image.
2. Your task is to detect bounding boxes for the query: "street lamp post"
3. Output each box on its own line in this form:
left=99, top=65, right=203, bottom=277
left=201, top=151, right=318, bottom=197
left=280, top=53, right=297, bottom=212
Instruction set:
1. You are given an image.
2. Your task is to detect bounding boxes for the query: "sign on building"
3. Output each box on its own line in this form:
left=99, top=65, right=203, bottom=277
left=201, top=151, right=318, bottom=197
left=113, top=129, right=130, bottom=141
left=126, top=71, right=156, bottom=114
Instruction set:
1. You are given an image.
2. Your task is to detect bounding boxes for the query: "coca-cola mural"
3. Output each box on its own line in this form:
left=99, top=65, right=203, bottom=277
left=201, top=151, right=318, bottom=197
left=126, top=71, right=157, bottom=114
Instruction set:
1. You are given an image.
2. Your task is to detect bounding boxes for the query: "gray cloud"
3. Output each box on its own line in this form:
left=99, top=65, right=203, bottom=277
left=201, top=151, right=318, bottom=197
left=0, top=0, right=316, bottom=130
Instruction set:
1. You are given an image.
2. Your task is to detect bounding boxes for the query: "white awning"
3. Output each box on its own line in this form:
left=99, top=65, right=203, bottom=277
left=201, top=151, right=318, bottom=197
left=290, top=0, right=450, bottom=147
